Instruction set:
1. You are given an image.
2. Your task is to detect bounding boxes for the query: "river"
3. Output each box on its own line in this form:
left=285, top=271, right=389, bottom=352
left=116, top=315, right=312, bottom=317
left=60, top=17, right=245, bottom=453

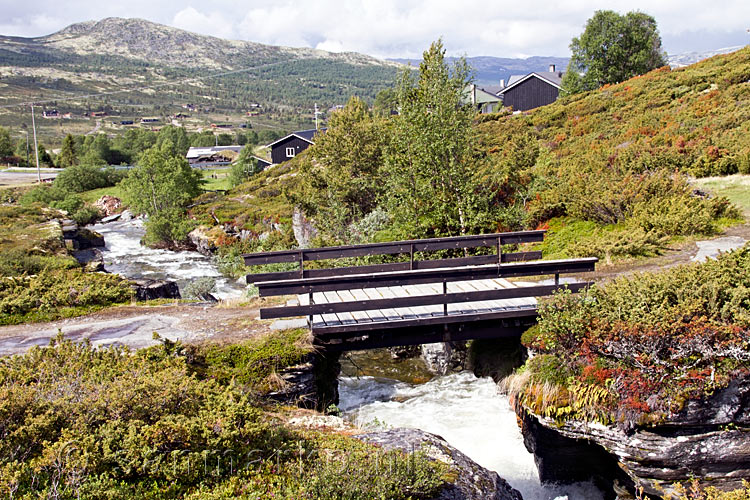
left=93, top=219, right=603, bottom=498
left=92, top=218, right=247, bottom=299
left=339, top=372, right=605, bottom=500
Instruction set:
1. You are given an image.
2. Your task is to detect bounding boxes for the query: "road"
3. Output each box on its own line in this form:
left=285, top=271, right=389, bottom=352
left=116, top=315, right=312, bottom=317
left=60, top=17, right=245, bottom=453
left=0, top=168, right=59, bottom=187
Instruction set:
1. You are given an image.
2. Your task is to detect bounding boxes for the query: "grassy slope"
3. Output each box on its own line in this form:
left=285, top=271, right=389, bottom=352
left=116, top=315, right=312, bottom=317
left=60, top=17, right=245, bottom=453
left=693, top=174, right=750, bottom=216
left=187, top=49, right=750, bottom=266
left=478, top=47, right=750, bottom=173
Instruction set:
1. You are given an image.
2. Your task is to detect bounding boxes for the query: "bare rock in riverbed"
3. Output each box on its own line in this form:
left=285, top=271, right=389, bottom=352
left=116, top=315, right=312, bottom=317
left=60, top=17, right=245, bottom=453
left=130, top=279, right=181, bottom=301
left=356, top=428, right=523, bottom=500
left=94, top=195, right=122, bottom=216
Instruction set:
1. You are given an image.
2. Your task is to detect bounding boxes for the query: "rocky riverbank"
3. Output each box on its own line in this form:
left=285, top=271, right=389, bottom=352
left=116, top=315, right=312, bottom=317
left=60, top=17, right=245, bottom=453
left=516, top=376, right=750, bottom=498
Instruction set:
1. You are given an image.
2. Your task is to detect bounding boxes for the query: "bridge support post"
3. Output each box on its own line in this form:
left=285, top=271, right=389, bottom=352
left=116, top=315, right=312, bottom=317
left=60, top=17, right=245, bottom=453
left=443, top=280, right=447, bottom=316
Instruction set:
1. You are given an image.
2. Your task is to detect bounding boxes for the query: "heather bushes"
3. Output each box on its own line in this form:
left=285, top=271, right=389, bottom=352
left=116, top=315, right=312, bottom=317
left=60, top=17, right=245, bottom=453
left=0, top=335, right=445, bottom=499
left=513, top=244, right=750, bottom=427
left=0, top=269, right=133, bottom=324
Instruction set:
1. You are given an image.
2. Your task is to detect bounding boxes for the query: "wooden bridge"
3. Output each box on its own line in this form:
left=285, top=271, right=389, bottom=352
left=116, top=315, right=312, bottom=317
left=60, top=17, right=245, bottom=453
left=243, top=231, right=597, bottom=351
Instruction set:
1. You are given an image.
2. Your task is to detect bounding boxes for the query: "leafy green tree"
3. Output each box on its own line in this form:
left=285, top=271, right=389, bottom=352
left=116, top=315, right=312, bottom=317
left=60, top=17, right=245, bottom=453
left=217, top=133, right=233, bottom=146
left=191, top=130, right=217, bottom=147
left=58, top=134, right=78, bottom=168
left=373, top=88, right=398, bottom=117
left=37, top=144, right=53, bottom=166
left=113, top=128, right=157, bottom=163
left=562, top=10, right=667, bottom=94
left=229, top=147, right=265, bottom=187
left=0, top=127, right=13, bottom=156
left=292, top=96, right=387, bottom=242
left=14, top=138, right=29, bottom=165
left=156, top=126, right=190, bottom=156
left=257, top=129, right=285, bottom=145
left=121, top=141, right=204, bottom=245
left=382, top=39, right=488, bottom=238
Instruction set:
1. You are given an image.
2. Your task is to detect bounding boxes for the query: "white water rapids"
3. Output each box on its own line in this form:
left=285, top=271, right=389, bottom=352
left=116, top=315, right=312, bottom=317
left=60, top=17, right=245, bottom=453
left=339, top=372, right=605, bottom=500
left=92, top=219, right=247, bottom=299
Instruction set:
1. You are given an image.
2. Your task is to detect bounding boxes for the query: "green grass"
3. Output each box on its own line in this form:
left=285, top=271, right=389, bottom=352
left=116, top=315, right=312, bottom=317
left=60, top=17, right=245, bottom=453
left=201, top=168, right=232, bottom=191
left=693, top=174, right=750, bottom=217
left=79, top=184, right=126, bottom=204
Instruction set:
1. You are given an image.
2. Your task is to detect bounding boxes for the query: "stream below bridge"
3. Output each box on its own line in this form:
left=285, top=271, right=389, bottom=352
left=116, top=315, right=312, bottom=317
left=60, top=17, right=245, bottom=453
left=71, top=220, right=748, bottom=498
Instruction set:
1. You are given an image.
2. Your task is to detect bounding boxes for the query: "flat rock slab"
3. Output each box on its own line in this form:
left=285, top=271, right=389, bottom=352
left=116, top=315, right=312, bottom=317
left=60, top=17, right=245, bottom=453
left=0, top=314, right=195, bottom=356
left=692, top=236, right=747, bottom=262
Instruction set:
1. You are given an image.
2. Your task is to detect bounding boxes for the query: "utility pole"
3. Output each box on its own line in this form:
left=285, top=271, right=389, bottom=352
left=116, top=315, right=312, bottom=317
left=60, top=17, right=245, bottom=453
left=314, top=103, right=322, bottom=131
left=30, top=104, right=41, bottom=183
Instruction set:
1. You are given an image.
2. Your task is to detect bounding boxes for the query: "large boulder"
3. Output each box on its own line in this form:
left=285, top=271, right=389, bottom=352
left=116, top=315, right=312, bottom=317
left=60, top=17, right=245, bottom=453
left=516, top=376, right=750, bottom=498
left=130, top=279, right=181, bottom=301
left=93, top=195, right=122, bottom=216
left=293, top=207, right=318, bottom=248
left=421, top=341, right=469, bottom=375
left=356, top=428, right=523, bottom=500
left=76, top=228, right=105, bottom=249
left=188, top=225, right=227, bottom=256
left=73, top=248, right=105, bottom=272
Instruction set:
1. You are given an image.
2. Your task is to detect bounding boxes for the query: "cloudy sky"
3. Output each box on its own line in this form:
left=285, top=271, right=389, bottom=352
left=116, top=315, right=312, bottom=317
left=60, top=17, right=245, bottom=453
left=1, top=0, right=748, bottom=59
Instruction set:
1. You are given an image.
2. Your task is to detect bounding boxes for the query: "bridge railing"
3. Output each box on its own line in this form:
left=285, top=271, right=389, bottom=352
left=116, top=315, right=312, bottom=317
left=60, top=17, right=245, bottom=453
left=243, top=230, right=546, bottom=283
left=254, top=257, right=596, bottom=330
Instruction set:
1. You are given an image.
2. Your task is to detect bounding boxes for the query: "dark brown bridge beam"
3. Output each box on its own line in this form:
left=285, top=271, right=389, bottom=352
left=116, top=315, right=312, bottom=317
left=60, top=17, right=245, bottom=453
left=242, top=230, right=546, bottom=266
left=246, top=251, right=542, bottom=284
left=260, top=282, right=591, bottom=320
left=255, top=258, right=597, bottom=296
left=313, top=318, right=535, bottom=352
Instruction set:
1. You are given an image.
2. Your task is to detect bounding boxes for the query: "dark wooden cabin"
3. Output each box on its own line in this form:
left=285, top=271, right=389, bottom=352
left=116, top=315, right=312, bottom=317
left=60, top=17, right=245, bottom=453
left=268, top=128, right=325, bottom=164
left=498, top=68, right=563, bottom=112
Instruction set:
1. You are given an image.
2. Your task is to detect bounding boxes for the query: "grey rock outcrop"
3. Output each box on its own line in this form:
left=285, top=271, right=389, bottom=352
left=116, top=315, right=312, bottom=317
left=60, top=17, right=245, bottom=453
left=73, top=248, right=105, bottom=272
left=130, top=279, right=181, bottom=301
left=356, top=428, right=523, bottom=500
left=292, top=207, right=318, bottom=248
left=61, top=220, right=105, bottom=250
left=267, top=352, right=341, bottom=411
left=188, top=226, right=219, bottom=256
left=93, top=195, right=122, bottom=216
left=421, top=341, right=468, bottom=375
left=517, top=377, right=750, bottom=498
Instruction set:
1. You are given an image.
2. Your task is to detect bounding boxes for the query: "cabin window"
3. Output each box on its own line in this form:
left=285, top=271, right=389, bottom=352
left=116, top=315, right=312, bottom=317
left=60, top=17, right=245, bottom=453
left=286, top=147, right=296, bottom=158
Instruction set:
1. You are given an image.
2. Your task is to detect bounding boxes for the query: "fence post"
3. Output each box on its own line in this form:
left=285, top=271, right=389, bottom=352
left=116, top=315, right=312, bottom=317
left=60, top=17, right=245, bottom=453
left=555, top=273, right=560, bottom=286
left=497, top=236, right=503, bottom=265
left=308, top=291, right=313, bottom=327
left=443, top=280, right=448, bottom=316
left=410, top=244, right=415, bottom=270
left=299, top=250, right=304, bottom=279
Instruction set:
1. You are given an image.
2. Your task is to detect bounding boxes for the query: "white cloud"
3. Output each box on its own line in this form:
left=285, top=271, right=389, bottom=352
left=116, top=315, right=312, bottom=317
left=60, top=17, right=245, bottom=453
left=2, top=0, right=750, bottom=57
left=172, top=6, right=236, bottom=40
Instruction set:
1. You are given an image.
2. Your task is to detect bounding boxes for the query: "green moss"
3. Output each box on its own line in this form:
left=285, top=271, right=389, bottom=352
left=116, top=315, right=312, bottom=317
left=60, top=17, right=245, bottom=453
left=195, top=328, right=312, bottom=388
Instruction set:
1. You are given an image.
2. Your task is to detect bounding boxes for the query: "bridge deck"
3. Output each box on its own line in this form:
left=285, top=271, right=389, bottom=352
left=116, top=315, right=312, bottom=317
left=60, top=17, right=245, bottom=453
left=298, top=277, right=537, bottom=334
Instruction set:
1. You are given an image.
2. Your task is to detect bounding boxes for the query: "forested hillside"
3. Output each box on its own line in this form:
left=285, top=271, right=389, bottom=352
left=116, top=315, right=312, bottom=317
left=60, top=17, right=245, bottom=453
left=0, top=18, right=400, bottom=139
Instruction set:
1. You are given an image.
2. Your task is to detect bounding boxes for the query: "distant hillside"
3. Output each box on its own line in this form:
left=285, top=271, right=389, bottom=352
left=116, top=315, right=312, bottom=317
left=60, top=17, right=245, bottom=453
left=389, top=55, right=569, bottom=87
left=0, top=18, right=401, bottom=139
left=668, top=46, right=746, bottom=68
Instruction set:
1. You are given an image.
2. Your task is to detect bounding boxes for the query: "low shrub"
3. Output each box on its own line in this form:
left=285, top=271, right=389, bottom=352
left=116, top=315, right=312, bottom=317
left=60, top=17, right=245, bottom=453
left=183, top=277, right=217, bottom=299
left=0, top=269, right=132, bottom=324
left=516, top=245, right=750, bottom=427
left=0, top=335, right=445, bottom=499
